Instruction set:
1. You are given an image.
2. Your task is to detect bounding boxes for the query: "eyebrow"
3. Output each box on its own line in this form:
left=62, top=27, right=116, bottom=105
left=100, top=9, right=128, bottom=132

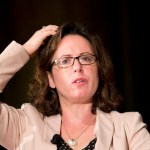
left=59, top=52, right=93, bottom=58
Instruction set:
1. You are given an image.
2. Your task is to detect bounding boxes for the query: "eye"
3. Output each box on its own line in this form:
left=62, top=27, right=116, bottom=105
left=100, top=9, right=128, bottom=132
left=60, top=57, right=72, bottom=65
left=81, top=55, right=91, bottom=62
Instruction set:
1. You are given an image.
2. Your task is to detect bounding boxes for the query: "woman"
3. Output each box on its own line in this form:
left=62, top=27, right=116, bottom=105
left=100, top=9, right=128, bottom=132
left=0, top=21, right=150, bottom=150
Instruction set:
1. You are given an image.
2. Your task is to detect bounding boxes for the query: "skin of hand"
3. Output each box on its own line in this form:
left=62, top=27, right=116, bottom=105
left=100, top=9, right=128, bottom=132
left=23, top=25, right=59, bottom=57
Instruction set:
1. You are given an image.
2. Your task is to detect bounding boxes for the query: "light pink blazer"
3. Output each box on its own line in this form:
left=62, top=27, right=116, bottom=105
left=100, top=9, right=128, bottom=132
left=0, top=41, right=150, bottom=150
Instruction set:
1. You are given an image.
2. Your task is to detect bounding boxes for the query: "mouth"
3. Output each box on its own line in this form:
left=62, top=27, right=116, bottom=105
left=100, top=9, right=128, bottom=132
left=75, top=79, right=84, bottom=83
left=72, top=78, right=86, bottom=84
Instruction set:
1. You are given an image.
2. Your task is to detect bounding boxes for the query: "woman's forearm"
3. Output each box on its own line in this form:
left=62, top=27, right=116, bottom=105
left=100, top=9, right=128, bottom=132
left=0, top=41, right=30, bottom=93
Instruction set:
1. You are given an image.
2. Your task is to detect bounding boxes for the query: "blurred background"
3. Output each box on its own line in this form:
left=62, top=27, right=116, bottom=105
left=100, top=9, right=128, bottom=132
left=0, top=0, right=149, bottom=149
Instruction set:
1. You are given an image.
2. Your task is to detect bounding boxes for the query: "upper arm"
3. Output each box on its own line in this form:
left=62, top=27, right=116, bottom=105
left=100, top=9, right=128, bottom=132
left=0, top=103, right=26, bottom=149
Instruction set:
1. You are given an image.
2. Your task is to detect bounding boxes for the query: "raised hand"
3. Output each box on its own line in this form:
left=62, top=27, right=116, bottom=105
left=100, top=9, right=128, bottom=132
left=23, top=25, right=58, bottom=57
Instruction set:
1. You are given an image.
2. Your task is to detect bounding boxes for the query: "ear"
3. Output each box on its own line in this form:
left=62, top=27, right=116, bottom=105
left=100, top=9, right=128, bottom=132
left=46, top=71, right=56, bottom=88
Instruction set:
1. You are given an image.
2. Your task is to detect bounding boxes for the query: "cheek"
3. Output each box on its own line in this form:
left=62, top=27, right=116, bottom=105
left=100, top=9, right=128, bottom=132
left=53, top=69, right=70, bottom=87
left=90, top=66, right=99, bottom=88
left=93, top=70, right=99, bottom=85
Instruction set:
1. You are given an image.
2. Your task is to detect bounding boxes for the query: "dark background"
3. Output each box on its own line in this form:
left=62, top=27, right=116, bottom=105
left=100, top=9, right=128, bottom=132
left=0, top=0, right=149, bottom=149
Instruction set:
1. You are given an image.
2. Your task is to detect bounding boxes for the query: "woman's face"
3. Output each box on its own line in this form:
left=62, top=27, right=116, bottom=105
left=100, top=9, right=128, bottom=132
left=48, top=35, right=99, bottom=104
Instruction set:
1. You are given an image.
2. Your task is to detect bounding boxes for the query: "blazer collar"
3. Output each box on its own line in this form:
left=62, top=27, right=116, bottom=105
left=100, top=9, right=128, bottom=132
left=94, top=109, right=113, bottom=149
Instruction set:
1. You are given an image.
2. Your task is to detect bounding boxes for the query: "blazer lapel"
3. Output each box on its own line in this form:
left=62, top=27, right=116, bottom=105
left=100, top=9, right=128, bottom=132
left=44, top=114, right=62, bottom=149
left=94, top=109, right=114, bottom=150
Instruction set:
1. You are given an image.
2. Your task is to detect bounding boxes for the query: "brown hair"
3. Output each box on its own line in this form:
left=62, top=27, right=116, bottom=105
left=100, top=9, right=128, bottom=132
left=28, top=21, right=122, bottom=116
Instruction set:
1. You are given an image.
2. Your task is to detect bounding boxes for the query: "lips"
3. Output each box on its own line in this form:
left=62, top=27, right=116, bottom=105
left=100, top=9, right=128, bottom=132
left=72, top=78, right=87, bottom=84
left=74, top=79, right=84, bottom=83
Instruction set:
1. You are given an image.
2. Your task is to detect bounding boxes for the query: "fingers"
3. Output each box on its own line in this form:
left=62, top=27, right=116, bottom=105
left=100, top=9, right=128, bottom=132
left=42, top=24, right=59, bottom=30
left=23, top=24, right=59, bottom=57
left=41, top=24, right=59, bottom=35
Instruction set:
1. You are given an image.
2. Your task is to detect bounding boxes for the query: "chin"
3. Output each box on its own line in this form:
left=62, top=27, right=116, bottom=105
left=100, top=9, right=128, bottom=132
left=72, top=93, right=92, bottom=100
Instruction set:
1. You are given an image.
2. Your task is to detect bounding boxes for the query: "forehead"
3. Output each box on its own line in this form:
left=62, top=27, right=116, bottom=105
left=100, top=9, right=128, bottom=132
left=53, top=34, right=93, bottom=58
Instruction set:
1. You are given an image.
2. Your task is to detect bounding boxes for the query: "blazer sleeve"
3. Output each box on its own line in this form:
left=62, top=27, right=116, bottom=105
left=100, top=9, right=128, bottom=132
left=0, top=40, right=30, bottom=93
left=111, top=111, right=150, bottom=150
left=0, top=41, right=30, bottom=149
left=0, top=103, right=27, bottom=149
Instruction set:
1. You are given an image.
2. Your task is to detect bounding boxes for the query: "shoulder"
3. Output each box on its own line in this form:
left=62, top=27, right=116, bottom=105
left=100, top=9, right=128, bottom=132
left=96, top=110, right=150, bottom=148
left=21, top=103, right=42, bottom=116
left=110, top=111, right=144, bottom=126
left=21, top=103, right=44, bottom=122
left=110, top=111, right=143, bottom=121
left=109, top=111, right=148, bottom=137
left=96, top=109, right=147, bottom=133
left=21, top=102, right=38, bottom=111
left=96, top=109, right=143, bottom=121
left=21, top=103, right=61, bottom=123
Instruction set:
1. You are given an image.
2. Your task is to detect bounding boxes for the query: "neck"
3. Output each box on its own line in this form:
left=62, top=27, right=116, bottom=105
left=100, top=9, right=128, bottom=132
left=60, top=101, right=95, bottom=125
left=60, top=102, right=96, bottom=149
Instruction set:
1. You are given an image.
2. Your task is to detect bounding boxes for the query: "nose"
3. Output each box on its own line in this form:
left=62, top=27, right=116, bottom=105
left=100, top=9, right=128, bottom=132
left=73, top=58, right=83, bottom=72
